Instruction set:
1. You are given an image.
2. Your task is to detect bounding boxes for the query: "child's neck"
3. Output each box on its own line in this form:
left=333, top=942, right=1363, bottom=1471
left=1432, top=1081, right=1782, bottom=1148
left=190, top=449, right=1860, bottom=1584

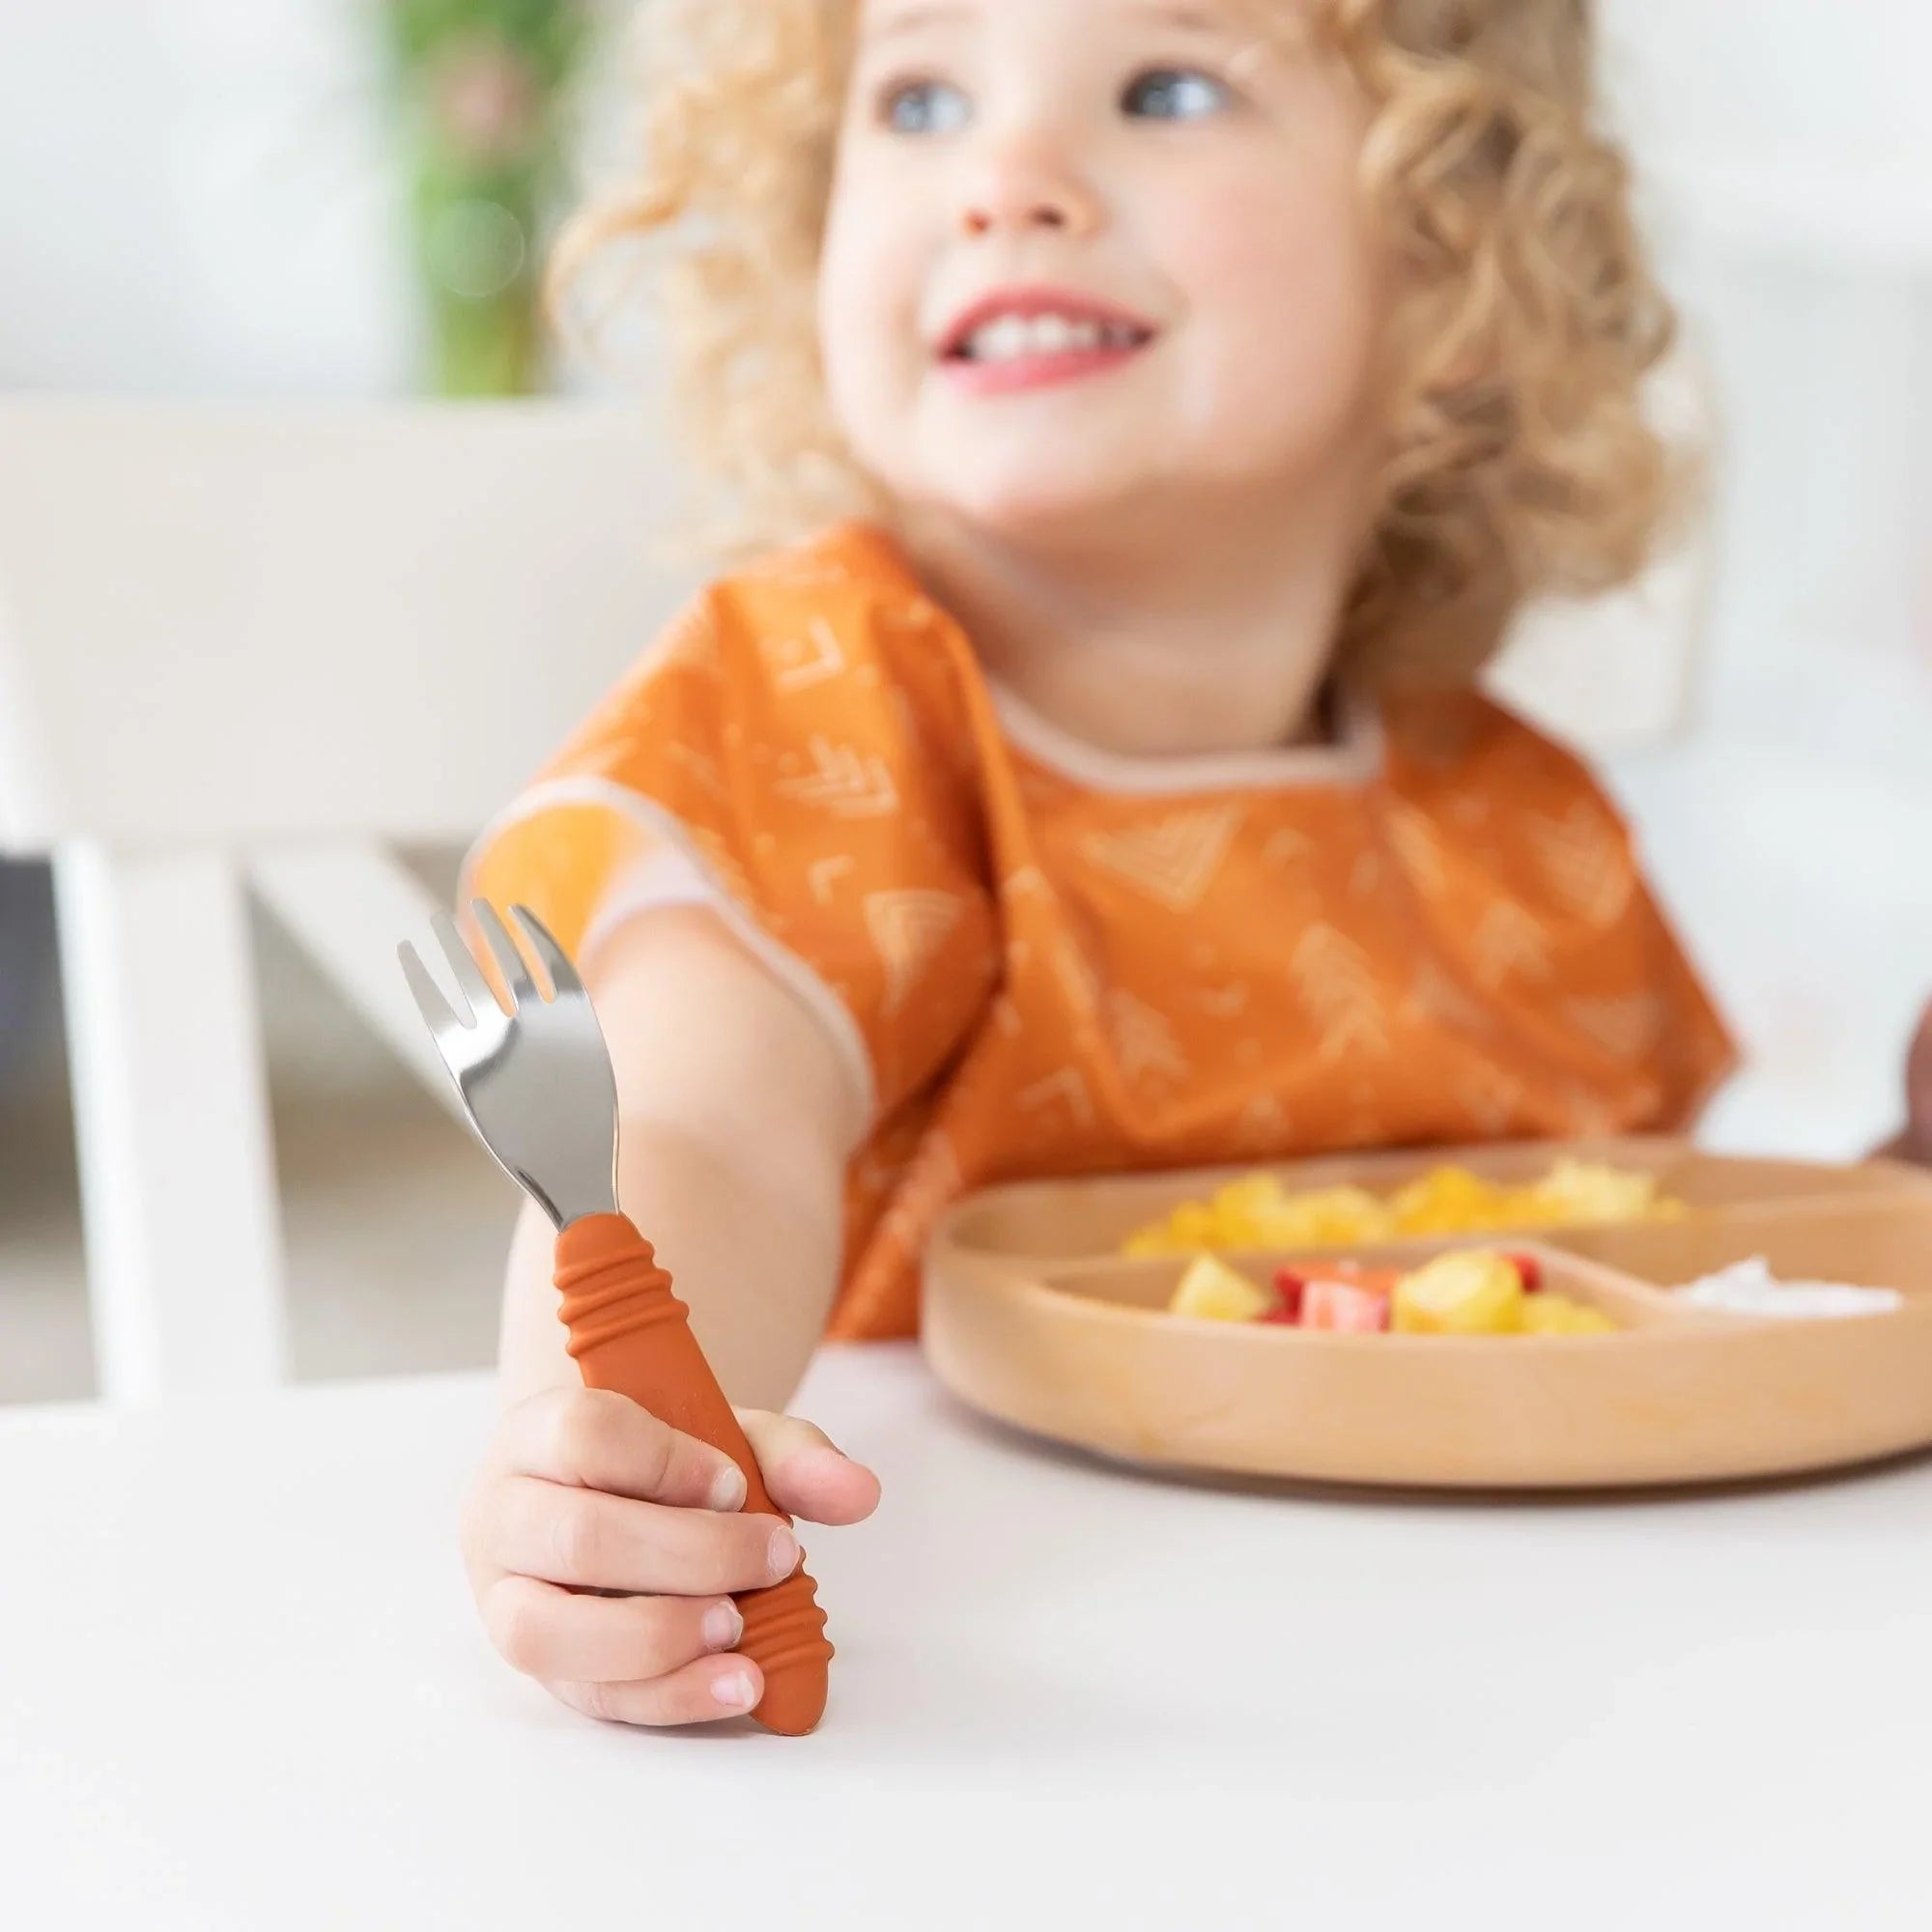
left=901, top=489, right=1369, bottom=762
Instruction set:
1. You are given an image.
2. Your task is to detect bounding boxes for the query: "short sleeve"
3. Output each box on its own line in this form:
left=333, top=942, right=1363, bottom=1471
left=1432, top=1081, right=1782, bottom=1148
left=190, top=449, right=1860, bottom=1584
left=1379, top=692, right=1740, bottom=1132
left=461, top=539, right=1003, bottom=1127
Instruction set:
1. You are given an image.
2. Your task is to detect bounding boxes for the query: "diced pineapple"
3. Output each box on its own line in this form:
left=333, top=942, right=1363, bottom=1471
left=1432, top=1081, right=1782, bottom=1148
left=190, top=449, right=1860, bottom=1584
left=1519, top=1296, right=1570, bottom=1336
left=1169, top=1205, right=1220, bottom=1245
left=1392, top=1249, right=1525, bottom=1335
left=1390, top=1166, right=1495, bottom=1235
left=1169, top=1254, right=1272, bottom=1322
left=1123, top=1179, right=1397, bottom=1254
left=1566, top=1307, right=1616, bottom=1335
left=1535, top=1160, right=1675, bottom=1226
left=1520, top=1293, right=1617, bottom=1336
left=1214, top=1176, right=1284, bottom=1216
left=1244, top=1185, right=1393, bottom=1247
left=1122, top=1159, right=1688, bottom=1259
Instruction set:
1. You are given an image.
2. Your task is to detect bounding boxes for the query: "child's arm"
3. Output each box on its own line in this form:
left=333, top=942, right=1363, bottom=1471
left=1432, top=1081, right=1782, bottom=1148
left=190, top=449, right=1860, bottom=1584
left=463, top=903, right=881, bottom=1728
left=496, top=900, right=865, bottom=1412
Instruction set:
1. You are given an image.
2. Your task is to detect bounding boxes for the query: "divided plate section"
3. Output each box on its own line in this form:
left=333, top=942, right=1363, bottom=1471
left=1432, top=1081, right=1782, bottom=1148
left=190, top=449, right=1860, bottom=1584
left=1545, top=1196, right=1932, bottom=1303
left=922, top=1216, right=1932, bottom=1488
left=934, top=1138, right=1930, bottom=1267
left=1024, top=1238, right=1693, bottom=1334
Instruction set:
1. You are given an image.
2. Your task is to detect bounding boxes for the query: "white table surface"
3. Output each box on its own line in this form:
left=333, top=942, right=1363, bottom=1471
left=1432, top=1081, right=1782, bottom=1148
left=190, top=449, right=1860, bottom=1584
left=3, top=1344, right=1930, bottom=1931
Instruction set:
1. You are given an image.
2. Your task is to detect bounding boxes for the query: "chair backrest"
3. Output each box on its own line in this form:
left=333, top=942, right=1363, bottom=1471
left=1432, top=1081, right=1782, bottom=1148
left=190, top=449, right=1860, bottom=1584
left=0, top=392, right=1705, bottom=865
left=0, top=398, right=697, bottom=853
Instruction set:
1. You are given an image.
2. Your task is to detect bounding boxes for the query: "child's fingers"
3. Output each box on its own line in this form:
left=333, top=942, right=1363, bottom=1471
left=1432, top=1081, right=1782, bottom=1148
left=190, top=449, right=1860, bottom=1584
left=488, top=1476, right=797, bottom=1597
left=736, top=1408, right=883, bottom=1525
left=482, top=1575, right=744, bottom=1684
left=544, top=1655, right=766, bottom=1729
left=498, top=1385, right=749, bottom=1512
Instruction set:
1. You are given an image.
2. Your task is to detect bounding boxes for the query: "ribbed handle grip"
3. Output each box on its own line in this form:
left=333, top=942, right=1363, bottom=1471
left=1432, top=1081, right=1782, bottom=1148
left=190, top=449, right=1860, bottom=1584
left=554, top=1213, right=833, bottom=1736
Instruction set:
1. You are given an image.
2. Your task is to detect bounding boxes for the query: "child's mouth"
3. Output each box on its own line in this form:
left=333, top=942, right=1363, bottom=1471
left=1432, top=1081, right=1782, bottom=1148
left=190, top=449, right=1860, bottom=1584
left=937, top=294, right=1156, bottom=398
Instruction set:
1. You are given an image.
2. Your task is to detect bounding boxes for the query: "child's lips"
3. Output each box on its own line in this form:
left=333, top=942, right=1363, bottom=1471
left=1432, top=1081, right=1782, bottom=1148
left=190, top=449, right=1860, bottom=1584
left=933, top=289, right=1158, bottom=397
left=938, top=333, right=1154, bottom=397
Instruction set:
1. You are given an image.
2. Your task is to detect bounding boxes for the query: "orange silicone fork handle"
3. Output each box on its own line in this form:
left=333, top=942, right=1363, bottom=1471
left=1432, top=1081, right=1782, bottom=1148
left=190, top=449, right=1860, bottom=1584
left=553, top=1212, right=833, bottom=1737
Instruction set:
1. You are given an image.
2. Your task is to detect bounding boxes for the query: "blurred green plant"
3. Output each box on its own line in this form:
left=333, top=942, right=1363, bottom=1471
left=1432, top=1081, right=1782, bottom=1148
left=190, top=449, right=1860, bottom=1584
left=383, top=0, right=598, bottom=395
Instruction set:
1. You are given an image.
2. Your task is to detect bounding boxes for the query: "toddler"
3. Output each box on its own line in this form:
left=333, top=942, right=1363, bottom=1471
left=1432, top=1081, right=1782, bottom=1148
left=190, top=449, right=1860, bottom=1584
left=456, top=0, right=1926, bottom=1728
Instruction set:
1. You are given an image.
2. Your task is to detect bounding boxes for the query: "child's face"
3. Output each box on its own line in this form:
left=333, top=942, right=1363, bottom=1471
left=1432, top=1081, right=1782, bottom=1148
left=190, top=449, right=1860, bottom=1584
left=819, top=0, right=1387, bottom=539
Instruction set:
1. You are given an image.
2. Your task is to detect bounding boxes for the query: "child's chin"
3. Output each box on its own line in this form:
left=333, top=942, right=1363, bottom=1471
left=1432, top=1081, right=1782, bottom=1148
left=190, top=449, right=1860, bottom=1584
left=927, top=464, right=1141, bottom=538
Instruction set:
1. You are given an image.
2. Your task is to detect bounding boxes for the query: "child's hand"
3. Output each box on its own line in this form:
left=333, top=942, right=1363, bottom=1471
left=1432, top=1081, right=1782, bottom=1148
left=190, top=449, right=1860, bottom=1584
left=461, top=1385, right=880, bottom=1726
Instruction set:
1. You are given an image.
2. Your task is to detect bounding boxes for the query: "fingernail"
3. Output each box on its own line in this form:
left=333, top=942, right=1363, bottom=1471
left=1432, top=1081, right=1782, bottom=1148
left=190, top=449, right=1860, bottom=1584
left=702, top=1602, right=744, bottom=1651
left=712, top=1670, right=755, bottom=1710
left=707, top=1463, right=748, bottom=1512
left=768, top=1525, right=799, bottom=1579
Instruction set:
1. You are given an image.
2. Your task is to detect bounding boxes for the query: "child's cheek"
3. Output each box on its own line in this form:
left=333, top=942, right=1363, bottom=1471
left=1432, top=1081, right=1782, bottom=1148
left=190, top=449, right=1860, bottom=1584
left=1162, top=163, right=1384, bottom=416
left=817, top=179, right=927, bottom=450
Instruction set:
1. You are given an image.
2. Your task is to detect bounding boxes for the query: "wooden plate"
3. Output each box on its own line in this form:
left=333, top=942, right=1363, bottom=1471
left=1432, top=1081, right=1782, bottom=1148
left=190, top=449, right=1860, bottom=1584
left=922, top=1141, right=1932, bottom=1490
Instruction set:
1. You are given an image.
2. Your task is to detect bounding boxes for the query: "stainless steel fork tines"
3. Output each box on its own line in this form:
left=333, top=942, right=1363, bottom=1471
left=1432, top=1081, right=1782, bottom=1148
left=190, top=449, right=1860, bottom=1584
left=399, top=902, right=621, bottom=1233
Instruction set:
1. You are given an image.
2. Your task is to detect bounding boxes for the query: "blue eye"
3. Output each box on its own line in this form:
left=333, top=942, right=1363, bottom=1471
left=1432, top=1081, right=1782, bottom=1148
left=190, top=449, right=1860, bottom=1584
left=1122, top=68, right=1232, bottom=120
left=881, top=78, right=973, bottom=135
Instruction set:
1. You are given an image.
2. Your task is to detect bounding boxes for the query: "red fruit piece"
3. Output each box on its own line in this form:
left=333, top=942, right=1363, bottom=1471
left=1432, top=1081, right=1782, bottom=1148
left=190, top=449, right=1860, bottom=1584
left=1506, top=1251, right=1544, bottom=1293
left=1272, top=1266, right=1308, bottom=1322
left=1300, top=1279, right=1392, bottom=1332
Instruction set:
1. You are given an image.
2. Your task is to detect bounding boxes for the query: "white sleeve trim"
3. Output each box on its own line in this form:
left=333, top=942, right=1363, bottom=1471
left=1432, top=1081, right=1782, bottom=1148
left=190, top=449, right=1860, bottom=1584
left=458, top=775, right=878, bottom=1127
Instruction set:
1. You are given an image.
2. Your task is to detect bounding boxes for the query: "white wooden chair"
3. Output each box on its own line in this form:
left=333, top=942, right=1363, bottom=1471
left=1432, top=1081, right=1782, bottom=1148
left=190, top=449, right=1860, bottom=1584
left=0, top=398, right=690, bottom=1402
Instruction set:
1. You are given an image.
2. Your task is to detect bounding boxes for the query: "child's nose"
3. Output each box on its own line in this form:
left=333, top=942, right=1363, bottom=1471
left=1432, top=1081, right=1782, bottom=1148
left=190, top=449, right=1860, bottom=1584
left=957, top=140, right=1100, bottom=241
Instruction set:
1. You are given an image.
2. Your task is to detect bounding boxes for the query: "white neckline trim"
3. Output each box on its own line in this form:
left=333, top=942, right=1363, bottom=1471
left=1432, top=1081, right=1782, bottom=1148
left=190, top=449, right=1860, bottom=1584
left=983, top=676, right=1384, bottom=796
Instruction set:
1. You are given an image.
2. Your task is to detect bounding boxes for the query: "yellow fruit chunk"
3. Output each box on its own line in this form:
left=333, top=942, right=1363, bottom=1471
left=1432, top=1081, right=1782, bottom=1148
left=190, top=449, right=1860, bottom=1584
left=1169, top=1254, right=1272, bottom=1322
left=1389, top=1166, right=1511, bottom=1235
left=1121, top=1159, right=1686, bottom=1257
left=1126, top=1180, right=1394, bottom=1255
left=1393, top=1250, right=1525, bottom=1335
left=1520, top=1294, right=1617, bottom=1336
left=1519, top=1296, right=1573, bottom=1336
left=1533, top=1159, right=1679, bottom=1226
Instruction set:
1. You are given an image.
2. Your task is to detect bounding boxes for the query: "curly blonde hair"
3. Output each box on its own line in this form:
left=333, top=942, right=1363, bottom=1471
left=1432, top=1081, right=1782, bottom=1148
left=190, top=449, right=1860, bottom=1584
left=555, top=0, right=1682, bottom=671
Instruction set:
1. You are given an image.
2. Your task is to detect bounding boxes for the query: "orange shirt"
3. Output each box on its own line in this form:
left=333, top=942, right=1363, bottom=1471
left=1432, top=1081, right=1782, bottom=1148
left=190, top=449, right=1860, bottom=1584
left=465, top=524, right=1737, bottom=1340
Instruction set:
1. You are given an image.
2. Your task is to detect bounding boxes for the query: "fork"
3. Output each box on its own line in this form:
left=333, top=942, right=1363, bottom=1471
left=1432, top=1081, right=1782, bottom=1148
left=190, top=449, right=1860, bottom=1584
left=400, top=900, right=833, bottom=1736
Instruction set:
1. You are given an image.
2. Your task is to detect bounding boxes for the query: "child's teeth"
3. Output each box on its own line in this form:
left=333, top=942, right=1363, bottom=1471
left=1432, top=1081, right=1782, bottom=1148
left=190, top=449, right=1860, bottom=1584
left=975, top=315, right=1033, bottom=361
left=1031, top=314, right=1075, bottom=355
left=964, top=313, right=1131, bottom=361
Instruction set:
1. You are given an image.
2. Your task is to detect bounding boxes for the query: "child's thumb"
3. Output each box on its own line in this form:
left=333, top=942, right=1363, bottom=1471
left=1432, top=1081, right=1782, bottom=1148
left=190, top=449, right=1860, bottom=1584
left=734, top=1407, right=881, bottom=1525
